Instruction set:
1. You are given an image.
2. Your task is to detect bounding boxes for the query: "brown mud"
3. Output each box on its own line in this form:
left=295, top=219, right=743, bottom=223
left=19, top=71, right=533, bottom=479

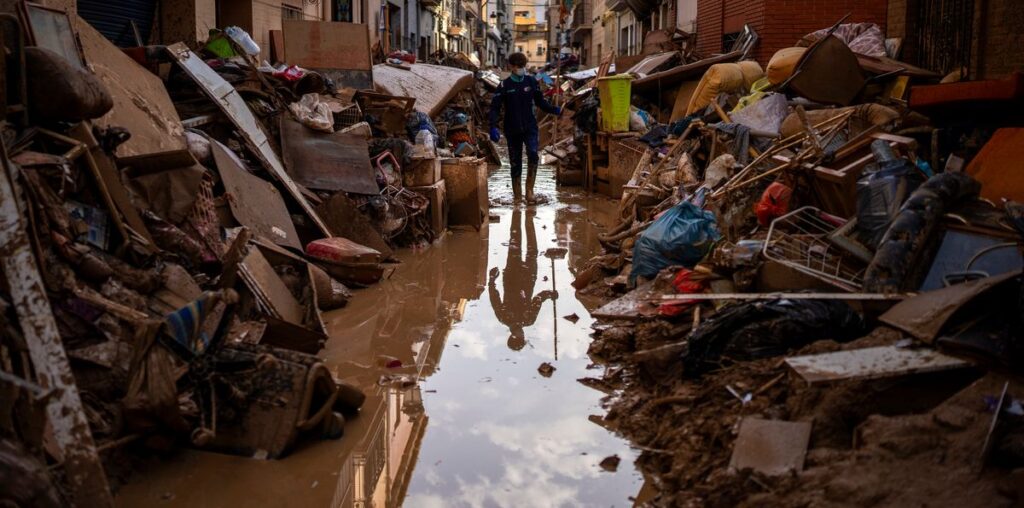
left=590, top=318, right=1022, bottom=507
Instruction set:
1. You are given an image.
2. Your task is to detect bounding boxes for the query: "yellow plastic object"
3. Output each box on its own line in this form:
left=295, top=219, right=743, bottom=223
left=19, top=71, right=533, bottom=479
left=597, top=75, right=634, bottom=132
left=732, top=77, right=774, bottom=113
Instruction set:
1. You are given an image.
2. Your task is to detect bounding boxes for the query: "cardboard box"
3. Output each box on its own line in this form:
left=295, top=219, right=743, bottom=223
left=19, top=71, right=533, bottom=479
left=403, top=157, right=442, bottom=187
left=409, top=179, right=448, bottom=236
left=440, top=158, right=488, bottom=229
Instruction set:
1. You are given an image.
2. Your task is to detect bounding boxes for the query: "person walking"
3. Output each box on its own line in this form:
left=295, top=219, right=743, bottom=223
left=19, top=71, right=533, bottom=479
left=489, top=52, right=561, bottom=204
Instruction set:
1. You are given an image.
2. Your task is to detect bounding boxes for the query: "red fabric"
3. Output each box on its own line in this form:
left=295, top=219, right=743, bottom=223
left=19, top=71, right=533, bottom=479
left=388, top=51, right=416, bottom=64
left=755, top=182, right=793, bottom=226
left=659, top=268, right=706, bottom=317
left=273, top=65, right=304, bottom=82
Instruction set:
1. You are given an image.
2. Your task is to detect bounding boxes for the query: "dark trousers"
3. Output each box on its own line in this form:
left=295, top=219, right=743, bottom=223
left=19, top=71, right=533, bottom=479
left=506, top=130, right=539, bottom=180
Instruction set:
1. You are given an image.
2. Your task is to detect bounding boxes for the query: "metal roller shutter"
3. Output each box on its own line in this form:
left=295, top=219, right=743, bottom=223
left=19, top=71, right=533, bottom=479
left=77, top=0, right=158, bottom=47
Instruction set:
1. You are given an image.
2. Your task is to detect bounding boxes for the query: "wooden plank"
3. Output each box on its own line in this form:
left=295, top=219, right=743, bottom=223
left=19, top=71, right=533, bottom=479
left=282, top=20, right=372, bottom=71
left=729, top=418, right=811, bottom=476
left=785, top=345, right=971, bottom=385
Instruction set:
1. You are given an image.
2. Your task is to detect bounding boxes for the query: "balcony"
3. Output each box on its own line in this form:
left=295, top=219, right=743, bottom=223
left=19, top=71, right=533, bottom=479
left=571, top=0, right=592, bottom=34
left=420, top=0, right=440, bottom=8
left=462, top=0, right=479, bottom=18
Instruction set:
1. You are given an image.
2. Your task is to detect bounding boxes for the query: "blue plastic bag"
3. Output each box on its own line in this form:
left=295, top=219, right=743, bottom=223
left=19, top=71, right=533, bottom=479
left=630, top=202, right=721, bottom=284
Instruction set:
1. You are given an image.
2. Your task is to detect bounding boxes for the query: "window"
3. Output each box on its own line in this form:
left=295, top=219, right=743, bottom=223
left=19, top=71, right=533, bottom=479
left=333, top=0, right=352, bottom=22
left=722, top=31, right=740, bottom=52
left=537, top=45, right=544, bottom=56
left=282, top=4, right=303, bottom=20
left=517, top=45, right=523, bottom=53
left=515, top=10, right=529, bottom=17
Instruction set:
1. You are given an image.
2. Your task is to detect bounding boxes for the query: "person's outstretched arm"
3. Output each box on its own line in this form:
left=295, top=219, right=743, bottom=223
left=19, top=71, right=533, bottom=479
left=532, top=78, right=560, bottom=115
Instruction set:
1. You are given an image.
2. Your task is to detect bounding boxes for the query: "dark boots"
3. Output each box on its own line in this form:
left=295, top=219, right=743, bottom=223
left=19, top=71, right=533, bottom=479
left=525, top=162, right=538, bottom=204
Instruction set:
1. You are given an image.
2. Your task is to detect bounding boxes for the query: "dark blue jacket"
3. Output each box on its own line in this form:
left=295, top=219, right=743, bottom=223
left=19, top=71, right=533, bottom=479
left=489, top=75, right=559, bottom=135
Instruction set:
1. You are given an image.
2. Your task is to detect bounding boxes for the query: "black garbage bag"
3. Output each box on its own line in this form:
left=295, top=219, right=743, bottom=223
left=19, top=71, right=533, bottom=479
left=681, top=299, right=866, bottom=377
left=864, top=172, right=981, bottom=292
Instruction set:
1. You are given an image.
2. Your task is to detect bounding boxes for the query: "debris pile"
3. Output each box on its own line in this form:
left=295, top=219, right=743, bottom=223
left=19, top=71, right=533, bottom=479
left=567, top=18, right=1024, bottom=506
left=0, top=9, right=493, bottom=505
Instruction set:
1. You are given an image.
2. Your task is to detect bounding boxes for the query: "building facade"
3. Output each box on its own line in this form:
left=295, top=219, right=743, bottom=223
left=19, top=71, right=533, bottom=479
left=513, top=9, right=547, bottom=67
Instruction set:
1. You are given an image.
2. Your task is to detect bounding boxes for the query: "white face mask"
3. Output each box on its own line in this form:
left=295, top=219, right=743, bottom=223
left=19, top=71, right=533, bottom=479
left=514, top=67, right=526, bottom=77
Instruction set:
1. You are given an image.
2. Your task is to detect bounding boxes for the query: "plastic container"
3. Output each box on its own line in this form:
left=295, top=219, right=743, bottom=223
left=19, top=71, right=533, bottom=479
left=225, top=26, right=260, bottom=56
left=597, top=75, right=633, bottom=132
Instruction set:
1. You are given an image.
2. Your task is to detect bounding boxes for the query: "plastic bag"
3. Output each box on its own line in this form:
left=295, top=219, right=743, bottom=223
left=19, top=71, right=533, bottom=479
left=415, top=129, right=436, bottom=156
left=288, top=93, right=333, bottom=132
left=629, top=107, right=654, bottom=132
left=682, top=299, right=866, bottom=376
left=755, top=182, right=793, bottom=226
left=630, top=202, right=721, bottom=284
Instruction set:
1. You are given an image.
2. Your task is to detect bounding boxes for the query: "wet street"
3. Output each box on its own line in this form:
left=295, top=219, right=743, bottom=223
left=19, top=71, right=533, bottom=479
left=116, top=163, right=642, bottom=507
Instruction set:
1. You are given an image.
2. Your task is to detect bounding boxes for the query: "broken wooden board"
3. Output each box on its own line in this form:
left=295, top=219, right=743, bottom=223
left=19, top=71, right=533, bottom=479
left=592, top=279, right=658, bottom=320
left=785, top=345, right=971, bottom=385
left=314, top=192, right=393, bottom=259
left=373, top=63, right=475, bottom=117
left=879, top=270, right=1021, bottom=343
left=167, top=43, right=333, bottom=238
left=210, top=139, right=302, bottom=251
left=729, top=418, right=812, bottom=476
left=282, top=20, right=373, bottom=89
left=282, top=20, right=371, bottom=71
left=279, top=117, right=378, bottom=195
left=73, top=15, right=186, bottom=158
left=239, top=247, right=304, bottom=326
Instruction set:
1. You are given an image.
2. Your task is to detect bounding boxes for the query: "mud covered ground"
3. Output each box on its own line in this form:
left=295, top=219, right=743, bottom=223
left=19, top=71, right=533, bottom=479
left=583, top=314, right=1024, bottom=507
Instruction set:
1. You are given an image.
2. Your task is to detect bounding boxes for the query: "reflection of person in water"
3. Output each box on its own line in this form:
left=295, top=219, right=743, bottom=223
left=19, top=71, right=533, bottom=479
left=489, top=208, right=557, bottom=350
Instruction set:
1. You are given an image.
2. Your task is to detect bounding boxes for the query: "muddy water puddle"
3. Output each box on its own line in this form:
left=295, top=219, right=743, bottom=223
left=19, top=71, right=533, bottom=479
left=116, top=165, right=641, bottom=507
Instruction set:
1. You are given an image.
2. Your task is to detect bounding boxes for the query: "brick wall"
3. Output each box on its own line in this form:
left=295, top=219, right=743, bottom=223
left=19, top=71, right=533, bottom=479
left=696, top=0, right=887, bottom=64
left=695, top=0, right=725, bottom=56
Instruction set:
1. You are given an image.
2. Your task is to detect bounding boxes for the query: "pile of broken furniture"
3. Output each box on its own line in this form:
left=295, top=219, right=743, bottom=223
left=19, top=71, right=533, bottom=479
left=0, top=6, right=493, bottom=506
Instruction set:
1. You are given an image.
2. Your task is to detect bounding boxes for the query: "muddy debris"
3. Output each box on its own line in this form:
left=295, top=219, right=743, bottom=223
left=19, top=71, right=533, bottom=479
left=599, top=455, right=621, bottom=472
left=556, top=13, right=1024, bottom=507
left=538, top=362, right=557, bottom=377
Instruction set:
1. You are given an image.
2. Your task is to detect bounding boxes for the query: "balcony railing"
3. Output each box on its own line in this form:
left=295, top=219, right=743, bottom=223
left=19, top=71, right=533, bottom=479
left=571, top=0, right=591, bottom=31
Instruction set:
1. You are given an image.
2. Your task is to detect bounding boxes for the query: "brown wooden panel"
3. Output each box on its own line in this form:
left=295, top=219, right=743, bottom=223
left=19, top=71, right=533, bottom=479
left=282, top=20, right=371, bottom=71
